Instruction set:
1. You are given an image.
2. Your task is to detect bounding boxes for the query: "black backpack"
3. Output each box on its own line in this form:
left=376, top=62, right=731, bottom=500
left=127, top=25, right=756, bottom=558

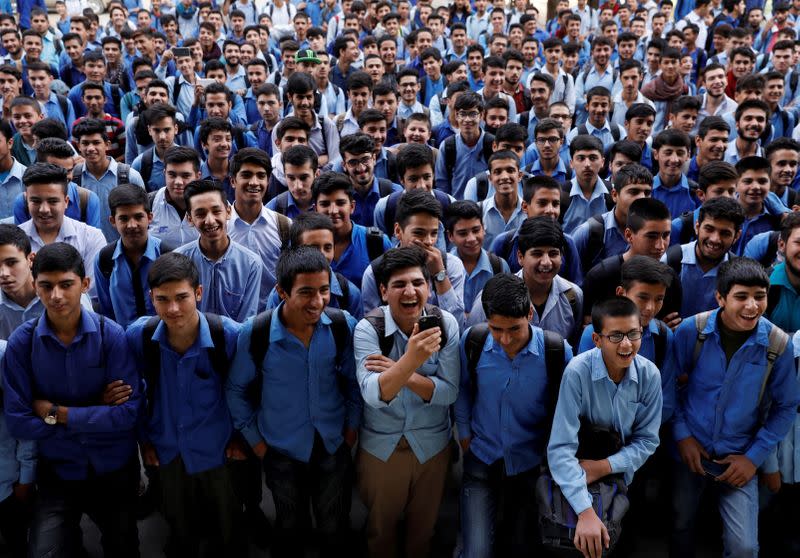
left=581, top=214, right=605, bottom=273
left=141, top=313, right=228, bottom=416
left=761, top=230, right=782, bottom=269
left=247, top=307, right=350, bottom=403
left=72, top=162, right=130, bottom=187
left=474, top=172, right=491, bottom=202
left=365, top=226, right=385, bottom=262
left=577, top=123, right=622, bottom=142
left=383, top=188, right=451, bottom=234
left=139, top=148, right=157, bottom=190
left=678, top=211, right=697, bottom=245
left=364, top=304, right=448, bottom=357
left=665, top=243, right=684, bottom=277
left=442, top=132, right=495, bottom=185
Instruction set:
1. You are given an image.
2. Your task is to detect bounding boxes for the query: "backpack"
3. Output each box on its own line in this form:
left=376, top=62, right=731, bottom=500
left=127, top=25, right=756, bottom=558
left=139, top=148, right=157, bottom=190
left=761, top=230, right=782, bottom=269
left=581, top=214, right=605, bottom=273
left=665, top=243, right=684, bottom=277
left=247, top=307, right=350, bottom=403
left=652, top=320, right=668, bottom=371
left=334, top=271, right=352, bottom=311
left=487, top=251, right=504, bottom=275
left=56, top=94, right=70, bottom=123
left=443, top=133, right=495, bottom=184
left=678, top=211, right=696, bottom=245
left=383, top=188, right=451, bottom=234
left=682, top=310, right=789, bottom=397
left=577, top=122, right=622, bottom=142
left=365, top=226, right=385, bottom=262
left=141, top=313, right=228, bottom=416
left=474, top=172, right=491, bottom=202
left=364, top=304, right=448, bottom=357
left=72, top=162, right=130, bottom=187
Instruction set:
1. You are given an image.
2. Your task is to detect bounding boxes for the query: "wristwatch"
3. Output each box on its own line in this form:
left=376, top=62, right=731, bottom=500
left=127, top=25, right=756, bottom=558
left=44, top=405, right=58, bottom=426
left=433, top=269, right=446, bottom=283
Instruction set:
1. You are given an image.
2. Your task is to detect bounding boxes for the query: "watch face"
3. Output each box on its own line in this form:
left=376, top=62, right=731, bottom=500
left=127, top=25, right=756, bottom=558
left=44, top=415, right=57, bottom=425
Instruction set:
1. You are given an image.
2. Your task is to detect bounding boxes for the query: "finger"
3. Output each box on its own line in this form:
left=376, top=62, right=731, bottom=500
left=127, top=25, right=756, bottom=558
left=107, top=380, right=124, bottom=388
left=602, top=523, right=610, bottom=548
left=592, top=533, right=603, bottom=558
left=114, top=396, right=130, bottom=405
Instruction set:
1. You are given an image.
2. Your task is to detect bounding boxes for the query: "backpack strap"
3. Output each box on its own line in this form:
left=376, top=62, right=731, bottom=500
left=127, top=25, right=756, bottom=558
left=248, top=309, right=273, bottom=405
left=386, top=149, right=398, bottom=183
left=384, top=191, right=401, bottom=234
left=481, top=133, right=494, bottom=161
left=275, top=212, right=291, bottom=248
left=679, top=211, right=696, bottom=244
left=563, top=287, right=579, bottom=332
left=665, top=244, right=683, bottom=277
left=760, top=325, right=790, bottom=405
left=140, top=149, right=155, bottom=189
left=334, top=271, right=350, bottom=311
left=97, top=241, right=118, bottom=280
left=203, top=313, right=229, bottom=379
left=465, top=323, right=491, bottom=403
left=444, top=136, right=456, bottom=180
left=475, top=172, right=490, bottom=201
left=365, top=226, right=384, bottom=261
left=232, top=126, right=246, bottom=151
left=275, top=192, right=289, bottom=216
left=364, top=307, right=395, bottom=357
left=172, top=78, right=182, bottom=105
left=377, top=178, right=395, bottom=197
left=501, top=233, right=515, bottom=263
left=653, top=320, right=667, bottom=370
left=763, top=230, right=781, bottom=268
left=110, top=85, right=122, bottom=112
left=610, top=124, right=620, bottom=142
left=487, top=252, right=503, bottom=275
left=117, top=163, right=130, bottom=186
left=582, top=214, right=604, bottom=273
left=72, top=162, right=83, bottom=186
left=56, top=94, right=69, bottom=122
left=142, top=315, right=162, bottom=417
left=77, top=186, right=89, bottom=223
left=543, top=329, right=566, bottom=417
left=684, top=310, right=712, bottom=385
left=323, top=307, right=349, bottom=366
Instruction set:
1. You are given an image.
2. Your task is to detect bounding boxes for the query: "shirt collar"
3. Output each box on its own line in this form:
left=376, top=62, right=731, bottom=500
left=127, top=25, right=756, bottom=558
left=589, top=346, right=639, bottom=383
left=706, top=308, right=770, bottom=346
left=112, top=235, right=160, bottom=262
left=152, top=310, right=215, bottom=350
left=37, top=308, right=95, bottom=343
left=485, top=323, right=540, bottom=357
left=568, top=176, right=608, bottom=199
left=653, top=173, right=689, bottom=191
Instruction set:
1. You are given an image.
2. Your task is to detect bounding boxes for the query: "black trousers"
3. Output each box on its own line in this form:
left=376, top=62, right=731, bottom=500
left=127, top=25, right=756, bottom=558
left=0, top=491, right=30, bottom=558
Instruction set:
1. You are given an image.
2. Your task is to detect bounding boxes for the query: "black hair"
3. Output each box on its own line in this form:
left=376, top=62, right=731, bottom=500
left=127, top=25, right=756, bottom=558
left=626, top=198, right=671, bottom=231
left=734, top=99, right=770, bottom=122
left=148, top=251, right=200, bottom=289
left=339, top=132, right=375, bottom=158
left=312, top=171, right=353, bottom=202
left=230, top=147, right=271, bottom=177
left=0, top=223, right=31, bottom=256
left=670, top=95, right=702, bottom=115
left=653, top=128, right=692, bottom=151
left=523, top=175, right=561, bottom=204
left=585, top=85, right=611, bottom=104
left=765, top=137, right=800, bottom=160
left=488, top=150, right=520, bottom=168
left=32, top=119, right=68, bottom=142
left=445, top=200, right=483, bottom=233
left=286, top=71, right=316, bottom=96
left=780, top=212, right=800, bottom=243
left=625, top=102, right=657, bottom=121
left=22, top=162, right=68, bottom=194
left=453, top=91, right=484, bottom=112
left=144, top=102, right=177, bottom=125
left=72, top=118, right=108, bottom=142
left=716, top=257, right=769, bottom=297
left=613, top=163, right=653, bottom=192
left=482, top=273, right=532, bottom=319
left=569, top=134, right=604, bottom=158
left=109, top=183, right=150, bottom=216
left=609, top=140, right=643, bottom=164
left=198, top=117, right=232, bottom=146
left=734, top=155, right=771, bottom=176
left=698, top=115, right=731, bottom=138
left=529, top=72, right=555, bottom=91
left=373, top=245, right=430, bottom=288
left=357, top=108, right=388, bottom=128
left=591, top=295, right=640, bottom=333
left=164, top=146, right=201, bottom=172
left=346, top=70, right=373, bottom=93
left=396, top=143, right=434, bottom=179
left=697, top=195, right=745, bottom=231
left=183, top=178, right=226, bottom=210
left=698, top=160, right=738, bottom=192
left=289, top=212, right=335, bottom=248
left=517, top=216, right=564, bottom=255
left=32, top=242, right=85, bottom=279
left=276, top=245, right=331, bottom=294
left=395, top=188, right=442, bottom=229
left=282, top=144, right=319, bottom=172
left=276, top=116, right=310, bottom=140
left=495, top=122, right=528, bottom=144
left=620, top=255, right=673, bottom=290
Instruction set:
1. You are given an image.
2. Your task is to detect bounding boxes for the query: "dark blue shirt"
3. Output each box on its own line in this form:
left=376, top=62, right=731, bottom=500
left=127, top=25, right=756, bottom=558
left=126, top=313, right=240, bottom=475
left=2, top=311, right=141, bottom=480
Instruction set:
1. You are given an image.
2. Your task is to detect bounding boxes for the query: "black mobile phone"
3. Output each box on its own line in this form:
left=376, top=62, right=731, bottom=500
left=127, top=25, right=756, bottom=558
left=701, top=457, right=730, bottom=478
left=417, top=315, right=441, bottom=332
left=173, top=47, right=191, bottom=58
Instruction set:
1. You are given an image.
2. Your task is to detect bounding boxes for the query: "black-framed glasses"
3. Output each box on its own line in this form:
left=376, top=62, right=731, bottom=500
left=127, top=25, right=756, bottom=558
left=598, top=329, right=643, bottom=343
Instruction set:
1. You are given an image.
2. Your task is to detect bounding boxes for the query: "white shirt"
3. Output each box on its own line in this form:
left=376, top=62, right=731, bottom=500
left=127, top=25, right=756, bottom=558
left=148, top=187, right=200, bottom=248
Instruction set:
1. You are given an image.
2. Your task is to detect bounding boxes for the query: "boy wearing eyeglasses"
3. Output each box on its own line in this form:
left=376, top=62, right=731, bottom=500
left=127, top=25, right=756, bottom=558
left=547, top=295, right=663, bottom=558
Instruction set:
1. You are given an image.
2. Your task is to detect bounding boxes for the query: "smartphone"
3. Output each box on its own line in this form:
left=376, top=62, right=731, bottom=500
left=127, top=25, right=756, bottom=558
left=701, top=457, right=730, bottom=478
left=197, top=77, right=216, bottom=88
left=173, top=47, right=191, bottom=58
left=417, top=315, right=441, bottom=332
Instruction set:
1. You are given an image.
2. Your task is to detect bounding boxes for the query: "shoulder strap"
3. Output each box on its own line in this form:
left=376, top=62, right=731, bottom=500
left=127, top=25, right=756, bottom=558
left=386, top=149, right=398, bottom=183
left=97, top=241, right=118, bottom=280
left=232, top=126, right=246, bottom=151
left=610, top=124, right=620, bottom=142
left=276, top=212, right=291, bottom=248
left=543, top=329, right=566, bottom=415
left=578, top=123, right=589, bottom=136
left=767, top=283, right=782, bottom=319
left=792, top=71, right=799, bottom=96
left=334, top=272, right=350, bottom=311
left=487, top=252, right=503, bottom=275
left=377, top=178, right=395, bottom=197
left=501, top=232, right=515, bottom=262
left=465, top=323, right=491, bottom=398
left=57, top=94, right=69, bottom=121
left=117, top=163, right=130, bottom=185
left=275, top=192, right=289, bottom=216
left=364, top=307, right=395, bottom=356
left=323, top=307, right=349, bottom=364
left=140, top=149, right=155, bottom=188
left=653, top=320, right=667, bottom=370
left=563, top=287, right=579, bottom=329
left=760, top=324, right=790, bottom=404
left=384, top=190, right=401, bottom=234
left=172, top=78, right=182, bottom=105
left=665, top=244, right=683, bottom=276
left=203, top=313, right=229, bottom=378
left=764, top=230, right=780, bottom=267
left=366, top=226, right=384, bottom=261
left=679, top=211, right=695, bottom=244
left=72, top=162, right=83, bottom=186
left=110, top=85, right=121, bottom=108
left=77, top=186, right=89, bottom=223
left=147, top=189, right=158, bottom=210
left=142, top=316, right=162, bottom=416
left=582, top=214, right=605, bottom=273
left=482, top=133, right=494, bottom=160
left=475, top=172, right=490, bottom=201
left=692, top=311, right=712, bottom=369
left=444, top=136, right=456, bottom=178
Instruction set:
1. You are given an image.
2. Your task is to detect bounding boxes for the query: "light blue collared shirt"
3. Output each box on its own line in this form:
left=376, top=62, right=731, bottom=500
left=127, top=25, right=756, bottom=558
left=0, top=159, right=27, bottom=220
left=0, top=340, right=36, bottom=501
left=547, top=348, right=663, bottom=513
left=435, top=131, right=492, bottom=200
left=480, top=194, right=526, bottom=250
left=451, top=247, right=510, bottom=314
left=571, top=209, right=628, bottom=272
left=660, top=241, right=730, bottom=318
left=77, top=158, right=145, bottom=241
left=561, top=176, right=609, bottom=234
left=353, top=306, right=461, bottom=463
left=174, top=238, right=263, bottom=323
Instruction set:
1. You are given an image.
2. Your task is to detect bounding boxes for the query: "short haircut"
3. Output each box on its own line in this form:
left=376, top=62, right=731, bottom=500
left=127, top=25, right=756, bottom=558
left=230, top=147, right=271, bottom=177
left=357, top=108, right=388, bottom=129
left=698, top=160, right=738, bottom=192
left=445, top=199, right=483, bottom=233
left=765, top=137, right=800, bottom=160
left=395, top=188, right=442, bottom=229
left=148, top=251, right=200, bottom=289
left=495, top=122, right=528, bottom=144
left=453, top=91, right=484, bottom=112
left=276, top=245, right=331, bottom=294
left=10, top=97, right=42, bottom=115
left=529, top=72, right=555, bottom=92
left=72, top=118, right=108, bottom=142
left=697, top=115, right=731, bottom=138
left=346, top=71, right=373, bottom=93
left=0, top=223, right=31, bottom=256
left=609, top=140, right=643, bottom=163
left=585, top=85, right=612, bottom=104
left=286, top=71, right=316, bottom=96
left=569, top=134, right=604, bottom=157
left=282, top=144, right=319, bottom=171
left=670, top=95, right=702, bottom=115
left=144, top=102, right=176, bottom=125
left=32, top=119, right=68, bottom=142
left=276, top=116, right=310, bottom=140
left=488, top=150, right=520, bottom=168
left=198, top=117, right=232, bottom=145
left=0, top=119, right=12, bottom=143
left=32, top=242, right=85, bottom=279
left=312, top=171, right=353, bottom=201
left=653, top=128, right=692, bottom=151
left=339, top=132, right=375, bottom=158
left=735, top=155, right=771, bottom=176
left=373, top=245, right=430, bottom=288
left=736, top=73, right=765, bottom=93
left=289, top=211, right=335, bottom=247
left=626, top=197, right=671, bottom=231
left=517, top=216, right=564, bottom=255
left=625, top=102, right=657, bottom=121
left=35, top=138, right=74, bottom=162
left=183, top=178, right=226, bottom=210
left=482, top=273, right=532, bottom=319
left=522, top=175, right=561, bottom=204
left=697, top=195, right=745, bottom=231
left=396, top=143, right=434, bottom=178
left=734, top=99, right=770, bottom=122
left=613, top=163, right=653, bottom=192
left=716, top=257, right=769, bottom=297
left=780, top=211, right=800, bottom=243
left=109, top=183, right=150, bottom=215
left=591, top=295, right=640, bottom=333
left=22, top=162, right=68, bottom=193
left=164, top=146, right=201, bottom=172
left=620, top=255, right=673, bottom=290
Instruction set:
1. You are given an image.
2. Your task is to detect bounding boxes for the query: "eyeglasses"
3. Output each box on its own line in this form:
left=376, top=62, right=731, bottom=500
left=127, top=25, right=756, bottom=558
left=598, top=329, right=643, bottom=343
left=535, top=137, right=562, bottom=145
left=456, top=110, right=481, bottom=121
left=345, top=155, right=373, bottom=169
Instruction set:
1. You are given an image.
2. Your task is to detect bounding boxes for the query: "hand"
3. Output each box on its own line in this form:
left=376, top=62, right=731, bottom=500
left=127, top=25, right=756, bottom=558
left=715, top=454, right=756, bottom=488
left=344, top=427, right=358, bottom=448
left=13, top=482, right=32, bottom=503
left=235, top=89, right=246, bottom=97
left=101, top=380, right=132, bottom=406
left=579, top=459, right=611, bottom=485
left=193, top=83, right=204, bottom=106
left=574, top=507, right=610, bottom=558
left=406, top=323, right=442, bottom=366
left=252, top=440, right=268, bottom=460
left=677, top=436, right=709, bottom=475
left=414, top=240, right=444, bottom=275
left=160, top=48, right=174, bottom=65
left=364, top=354, right=396, bottom=373
left=459, top=437, right=471, bottom=453
left=225, top=437, right=248, bottom=461
left=32, top=399, right=52, bottom=420
left=760, top=471, right=782, bottom=493
left=662, top=312, right=682, bottom=331
left=140, top=442, right=160, bottom=467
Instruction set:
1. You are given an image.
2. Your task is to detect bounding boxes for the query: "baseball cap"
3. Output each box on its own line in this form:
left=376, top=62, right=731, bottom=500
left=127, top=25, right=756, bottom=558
left=295, top=49, right=321, bottom=64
